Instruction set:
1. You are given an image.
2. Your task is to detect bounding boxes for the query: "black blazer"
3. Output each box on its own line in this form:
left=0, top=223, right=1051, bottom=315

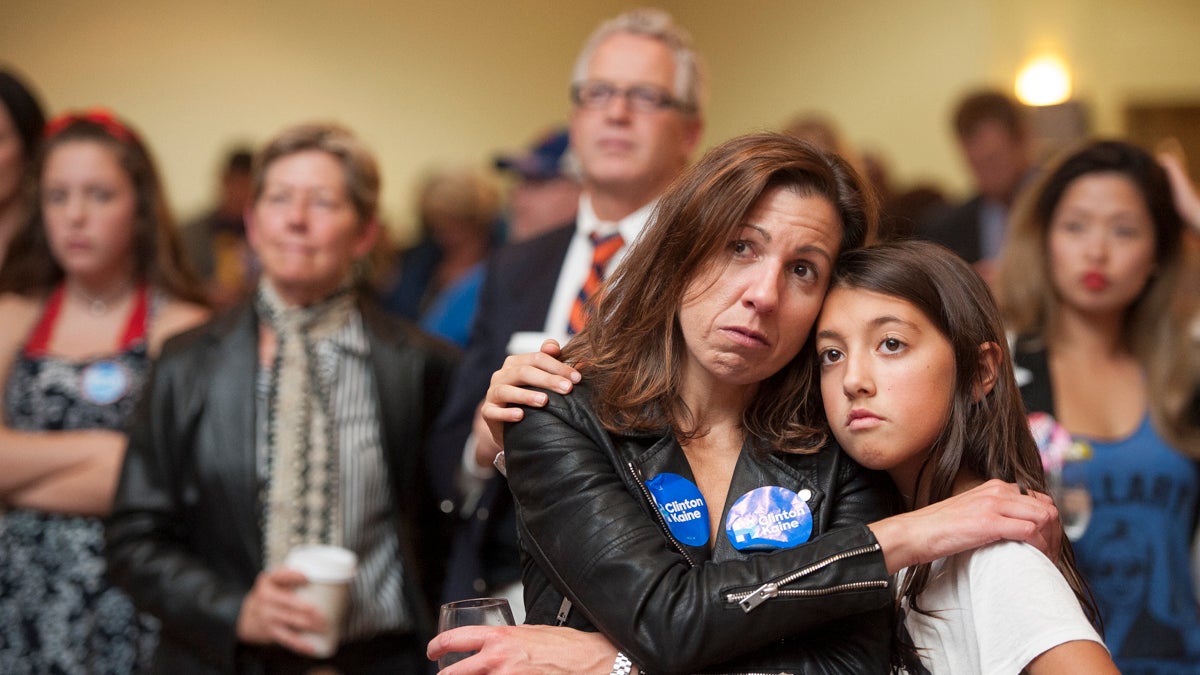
left=105, top=296, right=458, bottom=674
left=425, top=221, right=574, bottom=603
left=425, top=222, right=574, bottom=501
left=915, top=195, right=986, bottom=264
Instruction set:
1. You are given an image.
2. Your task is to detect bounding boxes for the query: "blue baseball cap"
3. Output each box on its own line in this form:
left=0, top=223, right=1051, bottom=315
left=494, top=128, right=570, bottom=180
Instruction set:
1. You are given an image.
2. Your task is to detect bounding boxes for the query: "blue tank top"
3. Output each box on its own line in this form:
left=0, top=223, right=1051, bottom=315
left=1064, top=413, right=1200, bottom=672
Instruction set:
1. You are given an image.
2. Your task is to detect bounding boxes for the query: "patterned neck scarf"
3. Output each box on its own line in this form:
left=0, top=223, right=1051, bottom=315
left=256, top=279, right=355, bottom=568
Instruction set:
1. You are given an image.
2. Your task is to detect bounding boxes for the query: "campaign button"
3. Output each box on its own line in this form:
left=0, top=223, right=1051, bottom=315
left=80, top=360, right=130, bottom=405
left=645, top=472, right=709, bottom=547
left=725, top=485, right=813, bottom=551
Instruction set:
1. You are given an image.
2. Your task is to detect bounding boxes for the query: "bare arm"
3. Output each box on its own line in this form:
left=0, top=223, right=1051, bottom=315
left=1158, top=140, right=1200, bottom=235
left=868, top=480, right=1060, bottom=574
left=5, top=441, right=125, bottom=516
left=146, top=299, right=210, bottom=355
left=0, top=427, right=126, bottom=498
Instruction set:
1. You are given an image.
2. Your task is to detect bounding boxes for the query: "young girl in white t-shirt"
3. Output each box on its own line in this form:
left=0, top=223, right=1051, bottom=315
left=814, top=239, right=1117, bottom=674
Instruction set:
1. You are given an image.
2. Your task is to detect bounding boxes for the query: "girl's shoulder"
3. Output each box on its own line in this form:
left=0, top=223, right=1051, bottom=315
left=0, top=292, right=47, bottom=379
left=0, top=292, right=46, bottom=342
left=962, top=540, right=1060, bottom=587
left=148, top=295, right=211, bottom=356
left=0, top=292, right=44, bottom=321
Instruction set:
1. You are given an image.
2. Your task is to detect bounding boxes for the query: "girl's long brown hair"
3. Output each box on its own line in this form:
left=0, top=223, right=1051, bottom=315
left=831, top=240, right=1099, bottom=668
left=564, top=132, right=876, bottom=452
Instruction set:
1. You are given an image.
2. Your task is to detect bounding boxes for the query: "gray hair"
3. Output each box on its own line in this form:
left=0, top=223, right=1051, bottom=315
left=570, top=8, right=706, bottom=116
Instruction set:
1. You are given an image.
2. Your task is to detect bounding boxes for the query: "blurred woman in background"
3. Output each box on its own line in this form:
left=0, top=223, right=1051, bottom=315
left=381, top=167, right=500, bottom=346
left=997, top=139, right=1200, bottom=672
left=0, top=110, right=209, bottom=672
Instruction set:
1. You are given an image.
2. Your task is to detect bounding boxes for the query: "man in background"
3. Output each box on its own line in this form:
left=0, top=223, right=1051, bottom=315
left=429, top=7, right=705, bottom=620
left=181, top=147, right=259, bottom=308
left=918, top=89, right=1033, bottom=280
left=493, top=126, right=581, bottom=243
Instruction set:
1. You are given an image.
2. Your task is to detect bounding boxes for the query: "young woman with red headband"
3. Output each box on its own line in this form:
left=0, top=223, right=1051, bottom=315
left=0, top=110, right=209, bottom=672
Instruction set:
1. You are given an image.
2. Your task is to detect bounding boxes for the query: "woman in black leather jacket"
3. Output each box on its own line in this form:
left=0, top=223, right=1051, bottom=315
left=429, top=134, right=1061, bottom=675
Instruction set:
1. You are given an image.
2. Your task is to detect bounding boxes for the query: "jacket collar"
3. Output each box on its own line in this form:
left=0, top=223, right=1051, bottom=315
left=618, top=425, right=830, bottom=565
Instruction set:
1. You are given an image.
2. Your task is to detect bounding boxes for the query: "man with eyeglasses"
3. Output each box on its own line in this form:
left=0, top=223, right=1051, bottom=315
left=427, top=6, right=704, bottom=624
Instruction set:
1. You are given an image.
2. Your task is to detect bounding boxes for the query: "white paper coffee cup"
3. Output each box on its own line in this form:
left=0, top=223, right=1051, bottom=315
left=506, top=331, right=568, bottom=355
left=284, top=544, right=358, bottom=658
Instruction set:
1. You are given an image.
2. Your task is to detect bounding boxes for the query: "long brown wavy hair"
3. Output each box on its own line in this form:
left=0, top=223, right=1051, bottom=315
left=563, top=132, right=876, bottom=452
left=830, top=240, right=1099, bottom=667
left=996, top=139, right=1199, bottom=456
left=0, top=113, right=206, bottom=305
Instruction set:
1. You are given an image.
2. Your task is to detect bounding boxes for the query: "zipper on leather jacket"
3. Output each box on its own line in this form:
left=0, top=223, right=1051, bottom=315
left=725, top=543, right=887, bottom=612
left=628, top=461, right=697, bottom=567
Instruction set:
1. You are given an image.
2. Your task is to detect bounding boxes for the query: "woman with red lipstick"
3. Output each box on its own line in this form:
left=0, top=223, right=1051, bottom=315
left=997, top=139, right=1200, bottom=671
left=0, top=111, right=208, bottom=672
left=429, top=134, right=1061, bottom=675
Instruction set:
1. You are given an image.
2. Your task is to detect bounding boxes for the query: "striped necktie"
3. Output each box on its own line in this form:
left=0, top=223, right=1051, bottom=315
left=568, top=229, right=624, bottom=335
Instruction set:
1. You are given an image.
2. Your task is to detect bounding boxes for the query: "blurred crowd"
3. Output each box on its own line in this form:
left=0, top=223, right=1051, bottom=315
left=1, top=6, right=1199, bottom=675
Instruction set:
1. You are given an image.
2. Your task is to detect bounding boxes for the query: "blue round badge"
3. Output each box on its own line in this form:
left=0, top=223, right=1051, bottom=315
left=645, top=472, right=709, bottom=547
left=80, top=360, right=130, bottom=405
left=725, top=485, right=813, bottom=551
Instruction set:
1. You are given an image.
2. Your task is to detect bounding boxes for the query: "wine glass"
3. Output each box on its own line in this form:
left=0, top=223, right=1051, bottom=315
left=437, top=597, right=516, bottom=668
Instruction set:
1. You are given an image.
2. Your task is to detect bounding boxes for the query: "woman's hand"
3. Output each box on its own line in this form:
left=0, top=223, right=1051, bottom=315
left=480, top=339, right=581, bottom=449
left=427, top=624, right=620, bottom=675
left=868, top=479, right=1060, bottom=573
left=1158, top=139, right=1200, bottom=234
left=235, top=567, right=326, bottom=657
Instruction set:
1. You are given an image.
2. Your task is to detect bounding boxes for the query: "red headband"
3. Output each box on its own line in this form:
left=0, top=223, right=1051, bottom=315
left=44, top=108, right=135, bottom=143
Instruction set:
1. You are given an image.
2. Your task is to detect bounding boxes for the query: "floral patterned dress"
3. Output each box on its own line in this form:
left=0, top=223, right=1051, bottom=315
left=0, top=285, right=158, bottom=674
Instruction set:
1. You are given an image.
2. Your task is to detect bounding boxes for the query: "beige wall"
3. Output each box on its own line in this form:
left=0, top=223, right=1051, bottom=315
left=4, top=1, right=1200, bottom=243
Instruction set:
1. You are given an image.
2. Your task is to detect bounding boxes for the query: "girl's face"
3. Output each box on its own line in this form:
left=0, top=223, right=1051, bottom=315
left=816, top=287, right=956, bottom=497
left=1047, top=172, right=1157, bottom=318
left=678, top=186, right=840, bottom=394
left=41, top=140, right=138, bottom=283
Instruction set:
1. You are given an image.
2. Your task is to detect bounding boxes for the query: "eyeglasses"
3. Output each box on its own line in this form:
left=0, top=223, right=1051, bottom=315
left=571, top=80, right=695, bottom=113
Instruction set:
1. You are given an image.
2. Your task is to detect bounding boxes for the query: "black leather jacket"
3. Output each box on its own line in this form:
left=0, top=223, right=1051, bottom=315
left=506, top=383, right=898, bottom=675
left=104, top=298, right=458, bottom=674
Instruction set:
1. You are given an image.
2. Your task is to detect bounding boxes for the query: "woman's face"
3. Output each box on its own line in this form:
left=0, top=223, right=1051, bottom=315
left=248, top=150, right=376, bottom=306
left=41, top=140, right=138, bottom=282
left=677, top=186, right=841, bottom=394
left=0, top=104, right=25, bottom=209
left=1048, top=172, right=1157, bottom=318
left=816, top=287, right=957, bottom=497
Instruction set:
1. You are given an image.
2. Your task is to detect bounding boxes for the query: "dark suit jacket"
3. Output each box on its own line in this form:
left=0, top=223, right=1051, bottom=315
left=105, top=295, right=458, bottom=674
left=425, top=222, right=574, bottom=601
left=915, top=194, right=986, bottom=264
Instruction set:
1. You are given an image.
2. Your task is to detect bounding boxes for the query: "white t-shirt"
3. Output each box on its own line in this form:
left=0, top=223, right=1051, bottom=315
left=901, top=540, right=1106, bottom=674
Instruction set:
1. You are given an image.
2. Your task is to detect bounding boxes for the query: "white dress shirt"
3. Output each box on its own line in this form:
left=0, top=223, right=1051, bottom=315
left=542, top=194, right=657, bottom=337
